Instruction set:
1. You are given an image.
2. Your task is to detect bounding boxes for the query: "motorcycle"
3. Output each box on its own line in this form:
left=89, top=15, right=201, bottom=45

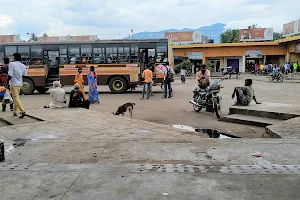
left=268, top=71, right=283, bottom=82
left=189, top=79, right=222, bottom=119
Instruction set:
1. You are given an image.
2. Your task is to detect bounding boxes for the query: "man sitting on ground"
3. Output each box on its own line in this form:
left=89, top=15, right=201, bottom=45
left=45, top=81, right=67, bottom=108
left=232, top=79, right=261, bottom=106
left=68, top=83, right=90, bottom=109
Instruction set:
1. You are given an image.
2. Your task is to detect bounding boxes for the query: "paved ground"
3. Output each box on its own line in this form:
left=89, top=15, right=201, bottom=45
left=1, top=109, right=300, bottom=200
left=2, top=74, right=300, bottom=138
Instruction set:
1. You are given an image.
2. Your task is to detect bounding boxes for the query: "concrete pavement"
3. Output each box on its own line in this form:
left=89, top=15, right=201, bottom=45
left=1, top=109, right=300, bottom=199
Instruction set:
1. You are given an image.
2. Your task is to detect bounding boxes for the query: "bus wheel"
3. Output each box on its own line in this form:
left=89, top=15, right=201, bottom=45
left=36, top=86, right=49, bottom=94
left=109, top=76, right=128, bottom=94
left=21, top=78, right=35, bottom=95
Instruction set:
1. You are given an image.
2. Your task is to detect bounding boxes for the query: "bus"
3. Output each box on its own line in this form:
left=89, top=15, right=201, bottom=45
left=0, top=39, right=172, bottom=94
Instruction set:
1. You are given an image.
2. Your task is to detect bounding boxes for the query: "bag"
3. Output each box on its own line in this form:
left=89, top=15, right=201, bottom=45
left=2, top=89, right=13, bottom=104
left=166, top=67, right=174, bottom=82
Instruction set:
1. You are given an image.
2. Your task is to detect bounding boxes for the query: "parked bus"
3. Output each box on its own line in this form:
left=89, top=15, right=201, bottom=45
left=0, top=39, right=172, bottom=94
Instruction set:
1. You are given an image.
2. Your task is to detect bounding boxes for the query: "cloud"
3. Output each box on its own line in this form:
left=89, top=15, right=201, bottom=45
left=0, top=15, right=13, bottom=28
left=0, top=0, right=299, bottom=39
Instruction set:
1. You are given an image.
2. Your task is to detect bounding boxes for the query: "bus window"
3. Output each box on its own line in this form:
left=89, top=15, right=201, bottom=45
left=156, top=43, right=167, bottom=63
left=81, top=45, right=92, bottom=64
left=59, top=45, right=68, bottom=64
left=130, top=44, right=138, bottom=63
left=31, top=46, right=43, bottom=65
left=18, top=46, right=30, bottom=65
left=106, top=46, right=117, bottom=63
left=118, top=46, right=130, bottom=63
left=5, top=46, right=17, bottom=61
left=68, top=45, right=80, bottom=64
left=93, top=47, right=105, bottom=64
left=0, top=52, right=4, bottom=66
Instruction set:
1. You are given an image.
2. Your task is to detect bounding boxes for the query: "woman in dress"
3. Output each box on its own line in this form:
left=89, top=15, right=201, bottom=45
left=74, top=67, right=87, bottom=100
left=87, top=66, right=99, bottom=104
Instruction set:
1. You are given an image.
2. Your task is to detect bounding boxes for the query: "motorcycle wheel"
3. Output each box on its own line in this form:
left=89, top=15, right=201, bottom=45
left=268, top=74, right=273, bottom=81
left=213, top=97, right=221, bottom=119
left=277, top=74, right=283, bottom=82
left=193, top=93, right=202, bottom=112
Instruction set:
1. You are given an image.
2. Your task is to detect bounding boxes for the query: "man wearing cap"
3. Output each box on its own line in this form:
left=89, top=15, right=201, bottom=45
left=47, top=81, right=67, bottom=108
left=7, top=53, right=27, bottom=118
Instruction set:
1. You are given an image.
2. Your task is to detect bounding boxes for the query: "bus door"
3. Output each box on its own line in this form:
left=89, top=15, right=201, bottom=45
left=44, top=50, right=59, bottom=76
left=139, top=48, right=156, bottom=72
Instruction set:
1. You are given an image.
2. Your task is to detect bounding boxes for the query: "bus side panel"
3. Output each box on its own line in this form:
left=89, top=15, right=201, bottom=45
left=26, top=66, right=46, bottom=87
left=31, top=76, right=46, bottom=87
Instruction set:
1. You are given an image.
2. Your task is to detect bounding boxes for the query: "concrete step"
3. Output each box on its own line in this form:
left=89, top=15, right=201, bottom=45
left=220, top=114, right=283, bottom=127
left=229, top=103, right=300, bottom=120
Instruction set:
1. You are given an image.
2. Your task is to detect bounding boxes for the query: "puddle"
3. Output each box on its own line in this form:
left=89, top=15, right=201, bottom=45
left=171, top=125, right=241, bottom=138
left=4, top=138, right=31, bottom=154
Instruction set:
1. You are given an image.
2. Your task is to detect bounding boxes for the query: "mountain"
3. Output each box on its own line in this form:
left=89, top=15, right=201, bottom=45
left=127, top=23, right=226, bottom=43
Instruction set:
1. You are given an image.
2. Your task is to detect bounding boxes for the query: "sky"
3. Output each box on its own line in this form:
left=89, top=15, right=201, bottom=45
left=0, top=0, right=299, bottom=39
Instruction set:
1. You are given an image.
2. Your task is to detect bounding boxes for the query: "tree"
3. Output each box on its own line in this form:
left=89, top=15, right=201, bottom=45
left=248, top=24, right=258, bottom=29
left=220, top=29, right=240, bottom=43
left=29, top=33, right=38, bottom=41
left=273, top=32, right=283, bottom=40
left=42, top=33, right=48, bottom=37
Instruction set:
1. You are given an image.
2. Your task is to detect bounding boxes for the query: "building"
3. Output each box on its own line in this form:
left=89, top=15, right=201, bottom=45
left=172, top=35, right=300, bottom=72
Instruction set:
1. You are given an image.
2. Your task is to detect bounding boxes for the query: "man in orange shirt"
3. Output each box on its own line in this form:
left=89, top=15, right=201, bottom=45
left=141, top=66, right=153, bottom=99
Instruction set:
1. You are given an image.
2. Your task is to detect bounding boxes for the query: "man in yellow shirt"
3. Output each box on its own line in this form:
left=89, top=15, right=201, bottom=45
left=141, top=66, right=153, bottom=99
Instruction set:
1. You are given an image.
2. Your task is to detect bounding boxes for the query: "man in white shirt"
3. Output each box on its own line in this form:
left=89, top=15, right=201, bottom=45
left=7, top=53, right=27, bottom=118
left=48, top=81, right=67, bottom=108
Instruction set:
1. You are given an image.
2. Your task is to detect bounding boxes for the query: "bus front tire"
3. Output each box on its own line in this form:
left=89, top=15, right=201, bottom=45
left=21, top=78, right=35, bottom=95
left=109, top=76, right=128, bottom=94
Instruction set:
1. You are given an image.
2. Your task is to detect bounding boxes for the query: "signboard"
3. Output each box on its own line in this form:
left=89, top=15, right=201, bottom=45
left=164, top=31, right=202, bottom=44
left=240, top=28, right=273, bottom=41
left=0, top=34, right=21, bottom=43
left=296, top=43, right=300, bottom=53
left=38, top=35, right=98, bottom=42
left=188, top=52, right=203, bottom=60
left=283, top=19, right=300, bottom=37
left=246, top=50, right=263, bottom=58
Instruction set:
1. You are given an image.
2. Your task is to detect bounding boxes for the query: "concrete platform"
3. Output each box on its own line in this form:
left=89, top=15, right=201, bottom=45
left=220, top=114, right=282, bottom=127
left=1, top=109, right=300, bottom=199
left=266, top=117, right=300, bottom=138
left=229, top=102, right=300, bottom=120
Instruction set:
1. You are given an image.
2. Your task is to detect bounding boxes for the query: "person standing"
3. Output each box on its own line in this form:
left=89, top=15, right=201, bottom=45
left=293, top=62, right=298, bottom=75
left=254, top=63, right=260, bottom=75
left=180, top=67, right=186, bottom=83
left=74, top=68, right=87, bottom=100
left=7, top=53, right=27, bottom=118
left=1, top=57, right=9, bottom=74
left=87, top=66, right=99, bottom=104
left=140, top=65, right=152, bottom=100
left=163, top=62, right=175, bottom=98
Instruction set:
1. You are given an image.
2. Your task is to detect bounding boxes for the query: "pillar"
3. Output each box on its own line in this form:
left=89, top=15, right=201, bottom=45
left=242, top=55, right=246, bottom=73
left=286, top=52, right=290, bottom=63
left=263, top=55, right=267, bottom=64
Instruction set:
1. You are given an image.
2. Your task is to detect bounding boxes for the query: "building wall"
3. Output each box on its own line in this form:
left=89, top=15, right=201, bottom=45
left=290, top=53, right=300, bottom=63
left=173, top=45, right=287, bottom=59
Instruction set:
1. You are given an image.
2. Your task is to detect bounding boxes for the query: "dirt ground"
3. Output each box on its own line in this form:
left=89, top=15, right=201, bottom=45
left=4, top=76, right=299, bottom=138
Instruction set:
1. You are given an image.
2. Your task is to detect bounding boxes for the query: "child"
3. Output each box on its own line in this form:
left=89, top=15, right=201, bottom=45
left=0, top=86, right=13, bottom=112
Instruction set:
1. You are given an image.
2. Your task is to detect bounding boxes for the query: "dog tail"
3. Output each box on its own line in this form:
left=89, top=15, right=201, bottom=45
left=132, top=103, right=135, bottom=105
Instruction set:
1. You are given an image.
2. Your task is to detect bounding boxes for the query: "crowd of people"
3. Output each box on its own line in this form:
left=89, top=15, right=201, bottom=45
left=0, top=51, right=263, bottom=120
left=253, top=61, right=299, bottom=76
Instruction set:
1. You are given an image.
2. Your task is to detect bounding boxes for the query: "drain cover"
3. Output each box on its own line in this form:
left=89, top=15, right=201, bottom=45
left=135, top=164, right=300, bottom=175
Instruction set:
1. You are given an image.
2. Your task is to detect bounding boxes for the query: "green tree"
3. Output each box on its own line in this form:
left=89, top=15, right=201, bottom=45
left=220, top=29, right=240, bottom=43
left=273, top=32, right=283, bottom=40
left=30, top=33, right=38, bottom=41
left=42, top=33, right=48, bottom=37
left=174, top=59, right=193, bottom=74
